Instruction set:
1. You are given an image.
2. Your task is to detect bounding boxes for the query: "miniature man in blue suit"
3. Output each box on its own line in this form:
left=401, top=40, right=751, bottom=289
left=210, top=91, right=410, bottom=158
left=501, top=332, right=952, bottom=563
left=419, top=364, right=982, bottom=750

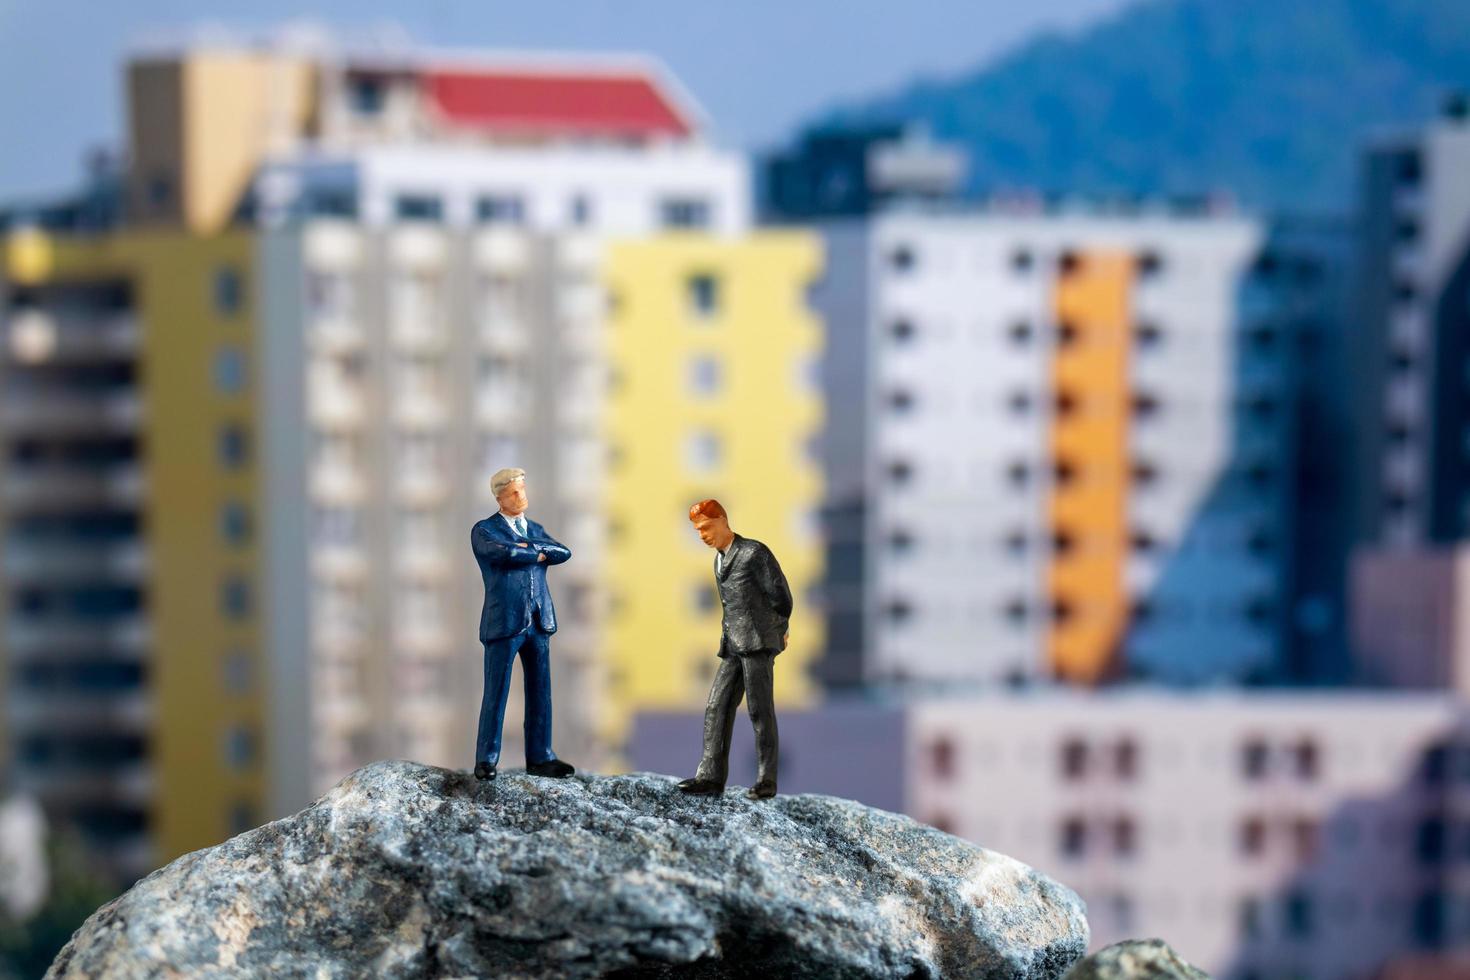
left=470, top=467, right=575, bottom=781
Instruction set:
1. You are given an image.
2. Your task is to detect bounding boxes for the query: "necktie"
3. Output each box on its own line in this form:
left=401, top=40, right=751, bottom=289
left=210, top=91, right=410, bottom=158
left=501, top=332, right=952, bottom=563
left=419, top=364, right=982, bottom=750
left=516, top=517, right=527, bottom=537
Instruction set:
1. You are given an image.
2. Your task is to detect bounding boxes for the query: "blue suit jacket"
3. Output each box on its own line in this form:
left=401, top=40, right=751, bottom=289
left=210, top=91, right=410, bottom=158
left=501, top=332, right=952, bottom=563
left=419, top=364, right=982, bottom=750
left=471, top=515, right=572, bottom=643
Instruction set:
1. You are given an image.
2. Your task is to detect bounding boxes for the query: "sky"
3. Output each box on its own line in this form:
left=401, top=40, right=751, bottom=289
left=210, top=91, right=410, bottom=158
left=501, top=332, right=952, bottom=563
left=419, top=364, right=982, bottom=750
left=0, top=0, right=1129, bottom=201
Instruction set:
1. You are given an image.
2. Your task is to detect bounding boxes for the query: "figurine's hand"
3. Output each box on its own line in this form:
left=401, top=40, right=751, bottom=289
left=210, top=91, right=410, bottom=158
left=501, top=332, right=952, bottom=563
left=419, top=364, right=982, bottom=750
left=781, top=633, right=789, bottom=651
left=538, top=553, right=547, bottom=562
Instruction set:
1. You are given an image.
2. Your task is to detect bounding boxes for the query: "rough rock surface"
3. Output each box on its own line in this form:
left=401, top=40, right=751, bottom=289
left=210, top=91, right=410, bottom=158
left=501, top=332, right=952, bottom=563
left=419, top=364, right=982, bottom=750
left=49, top=761, right=1087, bottom=979
left=1061, top=939, right=1210, bottom=980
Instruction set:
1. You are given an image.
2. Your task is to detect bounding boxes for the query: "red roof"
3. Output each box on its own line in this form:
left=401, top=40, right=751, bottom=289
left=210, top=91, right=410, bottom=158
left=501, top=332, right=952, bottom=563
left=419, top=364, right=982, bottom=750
left=424, top=69, right=692, bottom=138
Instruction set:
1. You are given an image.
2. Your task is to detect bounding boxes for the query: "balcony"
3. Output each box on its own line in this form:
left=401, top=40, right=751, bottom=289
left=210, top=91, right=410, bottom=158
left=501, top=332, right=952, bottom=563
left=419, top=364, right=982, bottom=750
left=309, top=461, right=368, bottom=505
left=308, top=383, right=368, bottom=430
left=479, top=321, right=529, bottom=355
left=1, top=463, right=144, bottom=510
left=2, top=311, right=140, bottom=364
left=0, top=391, right=141, bottom=434
left=473, top=230, right=530, bottom=273
left=5, top=616, right=150, bottom=658
left=312, top=546, right=370, bottom=582
left=395, top=468, right=450, bottom=506
left=556, top=281, right=604, bottom=322
left=393, top=391, right=450, bottom=430
left=389, top=321, right=449, bottom=354
left=13, top=762, right=154, bottom=806
left=7, top=691, right=151, bottom=732
left=396, top=546, right=451, bottom=581
left=474, top=390, right=527, bottom=429
left=308, top=316, right=367, bottom=356
left=2, top=541, right=148, bottom=581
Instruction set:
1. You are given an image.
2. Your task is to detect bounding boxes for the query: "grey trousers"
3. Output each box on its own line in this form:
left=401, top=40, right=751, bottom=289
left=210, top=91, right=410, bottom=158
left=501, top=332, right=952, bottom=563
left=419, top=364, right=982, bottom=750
left=694, top=651, right=778, bottom=786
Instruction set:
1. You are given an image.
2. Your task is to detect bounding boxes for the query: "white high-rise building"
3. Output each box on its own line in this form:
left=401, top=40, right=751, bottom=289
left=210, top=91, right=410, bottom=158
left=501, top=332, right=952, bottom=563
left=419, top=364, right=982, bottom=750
left=812, top=207, right=1288, bottom=688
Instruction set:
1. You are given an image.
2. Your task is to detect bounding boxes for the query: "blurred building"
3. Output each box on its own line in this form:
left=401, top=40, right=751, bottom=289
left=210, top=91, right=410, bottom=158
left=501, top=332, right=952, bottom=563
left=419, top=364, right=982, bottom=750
left=629, top=691, right=1470, bottom=978
left=600, top=233, right=825, bottom=750
left=0, top=227, right=263, bottom=879
left=0, top=35, right=828, bottom=872
left=1350, top=544, right=1470, bottom=696
left=1353, top=101, right=1470, bottom=549
left=762, top=123, right=967, bottom=221
left=811, top=208, right=1302, bottom=689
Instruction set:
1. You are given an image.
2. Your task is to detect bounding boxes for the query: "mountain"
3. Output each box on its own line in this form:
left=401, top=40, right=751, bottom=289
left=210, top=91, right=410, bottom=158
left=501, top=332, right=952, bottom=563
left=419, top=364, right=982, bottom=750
left=813, top=0, right=1470, bottom=212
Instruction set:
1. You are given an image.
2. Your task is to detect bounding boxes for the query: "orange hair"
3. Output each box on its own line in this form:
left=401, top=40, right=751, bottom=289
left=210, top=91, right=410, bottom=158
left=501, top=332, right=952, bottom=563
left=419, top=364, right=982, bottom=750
left=689, top=498, right=728, bottom=522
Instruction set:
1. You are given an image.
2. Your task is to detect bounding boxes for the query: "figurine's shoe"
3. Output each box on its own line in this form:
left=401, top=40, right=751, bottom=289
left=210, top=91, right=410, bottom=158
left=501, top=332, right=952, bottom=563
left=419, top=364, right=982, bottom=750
left=474, top=761, right=497, bottom=781
left=526, top=758, right=575, bottom=778
left=677, top=776, right=725, bottom=796
left=747, top=780, right=777, bottom=800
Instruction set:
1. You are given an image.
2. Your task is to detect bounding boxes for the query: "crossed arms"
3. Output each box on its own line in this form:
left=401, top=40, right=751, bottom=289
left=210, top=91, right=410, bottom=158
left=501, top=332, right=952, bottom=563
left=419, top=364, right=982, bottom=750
left=472, top=522, right=572, bottom=568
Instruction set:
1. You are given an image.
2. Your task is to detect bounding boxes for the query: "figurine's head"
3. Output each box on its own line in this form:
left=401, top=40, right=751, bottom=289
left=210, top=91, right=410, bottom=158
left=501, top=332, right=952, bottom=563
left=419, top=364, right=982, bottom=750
left=689, top=498, right=734, bottom=551
left=492, top=467, right=529, bottom=516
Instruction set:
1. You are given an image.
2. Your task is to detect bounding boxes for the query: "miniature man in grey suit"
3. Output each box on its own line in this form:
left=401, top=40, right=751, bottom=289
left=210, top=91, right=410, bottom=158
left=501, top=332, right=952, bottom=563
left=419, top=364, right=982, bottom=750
left=678, top=498, right=792, bottom=799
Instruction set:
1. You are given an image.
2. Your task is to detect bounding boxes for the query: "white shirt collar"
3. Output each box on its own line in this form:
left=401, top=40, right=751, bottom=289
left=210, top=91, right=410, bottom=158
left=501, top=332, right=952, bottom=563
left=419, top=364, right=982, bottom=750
left=499, top=511, right=528, bottom=532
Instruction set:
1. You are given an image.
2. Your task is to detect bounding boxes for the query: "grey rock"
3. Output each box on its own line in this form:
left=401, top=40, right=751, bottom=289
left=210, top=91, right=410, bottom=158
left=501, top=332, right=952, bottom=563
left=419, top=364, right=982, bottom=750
left=1061, top=940, right=1210, bottom=980
left=48, top=761, right=1088, bottom=979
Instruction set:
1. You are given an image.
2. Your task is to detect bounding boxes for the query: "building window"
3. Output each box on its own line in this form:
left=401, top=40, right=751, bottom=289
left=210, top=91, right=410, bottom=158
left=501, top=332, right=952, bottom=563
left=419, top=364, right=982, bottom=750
left=688, top=356, right=721, bottom=396
left=218, top=423, right=250, bottom=469
left=221, top=576, right=252, bottom=620
left=349, top=75, right=385, bottom=114
left=1240, top=816, right=1267, bottom=856
left=214, top=347, right=247, bottom=394
left=1396, top=152, right=1423, bottom=187
left=1239, top=897, right=1264, bottom=940
left=1135, top=322, right=1163, bottom=348
left=1416, top=817, right=1446, bottom=864
left=1292, top=739, right=1320, bottom=780
left=887, top=388, right=915, bottom=413
left=1116, top=738, right=1139, bottom=780
left=685, top=431, right=721, bottom=472
left=220, top=501, right=252, bottom=546
left=886, top=459, right=914, bottom=484
left=1241, top=739, right=1270, bottom=780
left=475, top=195, right=525, bottom=225
left=690, top=582, right=718, bottom=614
left=890, top=319, right=917, bottom=344
left=308, top=188, right=358, bottom=219
left=1010, top=249, right=1033, bottom=273
left=223, top=649, right=253, bottom=695
left=687, top=274, right=719, bottom=318
left=1292, top=818, right=1319, bottom=861
left=1136, top=250, right=1164, bottom=278
left=661, top=198, right=710, bottom=229
left=888, top=528, right=915, bottom=554
left=213, top=267, right=244, bottom=316
left=569, top=194, right=592, bottom=227
left=224, top=725, right=257, bottom=769
left=395, top=194, right=444, bottom=223
left=229, top=801, right=258, bottom=835
left=883, top=598, right=913, bottom=624
left=1112, top=816, right=1137, bottom=857
left=928, top=736, right=956, bottom=780
left=888, top=245, right=915, bottom=273
left=1060, top=738, right=1088, bottom=780
left=1283, top=890, right=1314, bottom=939
left=1058, top=250, right=1081, bottom=276
left=1060, top=816, right=1087, bottom=858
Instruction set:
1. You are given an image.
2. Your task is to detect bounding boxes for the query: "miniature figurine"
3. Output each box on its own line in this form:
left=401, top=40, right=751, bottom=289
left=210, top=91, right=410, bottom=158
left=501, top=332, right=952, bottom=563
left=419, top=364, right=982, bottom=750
left=678, top=499, right=792, bottom=799
left=470, top=468, right=575, bottom=781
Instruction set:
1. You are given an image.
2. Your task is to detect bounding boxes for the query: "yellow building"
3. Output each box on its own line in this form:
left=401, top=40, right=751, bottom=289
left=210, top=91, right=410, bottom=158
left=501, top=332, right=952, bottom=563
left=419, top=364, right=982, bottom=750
left=601, top=232, right=826, bottom=753
left=0, top=228, right=267, bottom=873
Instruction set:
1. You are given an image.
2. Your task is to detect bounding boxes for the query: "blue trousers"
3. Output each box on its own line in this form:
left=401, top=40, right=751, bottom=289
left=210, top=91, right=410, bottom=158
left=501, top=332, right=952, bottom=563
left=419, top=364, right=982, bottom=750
left=476, top=628, right=556, bottom=767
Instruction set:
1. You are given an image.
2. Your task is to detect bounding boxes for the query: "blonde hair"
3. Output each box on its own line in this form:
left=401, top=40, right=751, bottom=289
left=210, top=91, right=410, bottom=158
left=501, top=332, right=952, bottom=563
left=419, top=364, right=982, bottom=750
left=491, top=467, right=526, bottom=497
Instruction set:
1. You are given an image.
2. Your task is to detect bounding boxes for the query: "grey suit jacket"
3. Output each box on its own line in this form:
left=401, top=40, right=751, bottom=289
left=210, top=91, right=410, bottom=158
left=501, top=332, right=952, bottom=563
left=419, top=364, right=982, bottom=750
left=715, top=534, right=793, bottom=657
